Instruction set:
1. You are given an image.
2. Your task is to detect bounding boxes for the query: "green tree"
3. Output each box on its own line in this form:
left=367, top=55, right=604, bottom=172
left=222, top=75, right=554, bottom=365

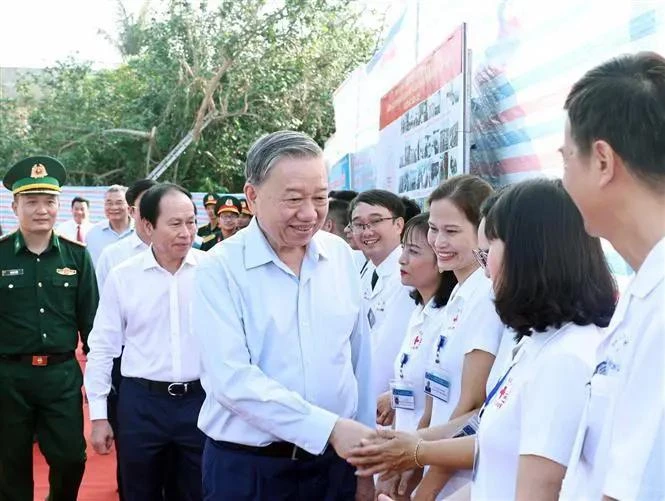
left=1, top=0, right=380, bottom=192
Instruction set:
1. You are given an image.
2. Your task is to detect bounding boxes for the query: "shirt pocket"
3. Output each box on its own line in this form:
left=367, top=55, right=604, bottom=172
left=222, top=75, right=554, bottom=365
left=0, top=275, right=32, bottom=314
left=52, top=274, right=79, bottom=290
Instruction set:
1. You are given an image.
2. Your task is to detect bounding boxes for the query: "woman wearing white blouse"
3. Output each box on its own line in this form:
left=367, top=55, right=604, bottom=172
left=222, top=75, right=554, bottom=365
left=348, top=179, right=616, bottom=501
left=374, top=213, right=457, bottom=500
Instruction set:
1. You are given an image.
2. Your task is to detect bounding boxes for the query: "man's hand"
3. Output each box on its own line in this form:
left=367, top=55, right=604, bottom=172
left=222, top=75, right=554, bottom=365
left=329, top=418, right=375, bottom=459
left=376, top=391, right=395, bottom=427
left=90, top=419, right=114, bottom=455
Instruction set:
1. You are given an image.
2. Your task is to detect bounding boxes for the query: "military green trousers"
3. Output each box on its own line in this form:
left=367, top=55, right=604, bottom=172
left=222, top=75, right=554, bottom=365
left=0, top=358, right=86, bottom=501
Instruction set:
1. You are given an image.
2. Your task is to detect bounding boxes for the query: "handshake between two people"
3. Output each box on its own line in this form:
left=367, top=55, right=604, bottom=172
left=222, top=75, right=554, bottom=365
left=330, top=418, right=424, bottom=478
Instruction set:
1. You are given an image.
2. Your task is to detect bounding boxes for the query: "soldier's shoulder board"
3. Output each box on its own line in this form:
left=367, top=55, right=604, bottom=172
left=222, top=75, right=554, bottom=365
left=57, top=234, right=86, bottom=247
left=0, top=231, right=15, bottom=243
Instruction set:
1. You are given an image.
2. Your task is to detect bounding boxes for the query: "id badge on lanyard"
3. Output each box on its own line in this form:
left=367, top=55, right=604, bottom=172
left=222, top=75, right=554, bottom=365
left=424, top=334, right=451, bottom=402
left=390, top=379, right=415, bottom=410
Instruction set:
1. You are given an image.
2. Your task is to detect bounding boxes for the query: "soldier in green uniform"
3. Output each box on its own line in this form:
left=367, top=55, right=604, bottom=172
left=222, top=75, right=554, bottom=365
left=197, top=193, right=219, bottom=251
left=237, top=198, right=253, bottom=230
left=0, top=156, right=99, bottom=501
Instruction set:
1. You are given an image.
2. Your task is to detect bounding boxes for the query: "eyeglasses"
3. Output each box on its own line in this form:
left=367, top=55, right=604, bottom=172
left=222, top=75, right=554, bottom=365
left=350, top=217, right=397, bottom=233
left=472, top=248, right=488, bottom=269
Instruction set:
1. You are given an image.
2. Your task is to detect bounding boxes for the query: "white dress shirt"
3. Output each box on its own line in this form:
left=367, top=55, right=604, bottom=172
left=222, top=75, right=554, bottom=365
left=85, top=219, right=134, bottom=265
left=362, top=246, right=416, bottom=399
left=85, top=247, right=206, bottom=420
left=473, top=323, right=600, bottom=501
left=561, top=237, right=665, bottom=501
left=56, top=219, right=93, bottom=243
left=193, top=219, right=373, bottom=456
left=392, top=298, right=446, bottom=432
left=95, top=232, right=148, bottom=290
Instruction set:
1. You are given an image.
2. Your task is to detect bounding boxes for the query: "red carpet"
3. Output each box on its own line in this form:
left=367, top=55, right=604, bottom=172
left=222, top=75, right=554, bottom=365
left=33, top=349, right=119, bottom=500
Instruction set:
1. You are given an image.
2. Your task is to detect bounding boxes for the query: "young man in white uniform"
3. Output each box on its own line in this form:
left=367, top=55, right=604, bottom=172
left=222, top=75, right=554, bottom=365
left=350, top=190, right=417, bottom=400
left=560, top=52, right=665, bottom=500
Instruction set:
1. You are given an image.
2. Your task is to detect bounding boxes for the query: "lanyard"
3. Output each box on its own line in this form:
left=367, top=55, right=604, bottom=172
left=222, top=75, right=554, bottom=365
left=479, top=363, right=515, bottom=419
left=434, top=335, right=447, bottom=364
left=399, top=353, right=409, bottom=378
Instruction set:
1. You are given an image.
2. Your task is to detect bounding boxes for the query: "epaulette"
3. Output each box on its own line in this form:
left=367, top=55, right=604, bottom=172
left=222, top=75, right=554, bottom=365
left=56, top=233, right=86, bottom=247
left=201, top=233, right=217, bottom=243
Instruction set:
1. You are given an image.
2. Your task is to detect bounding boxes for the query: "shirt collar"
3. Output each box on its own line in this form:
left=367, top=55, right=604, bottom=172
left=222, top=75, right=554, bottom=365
left=375, top=245, right=402, bottom=277
left=101, top=218, right=135, bottom=234
left=243, top=217, right=329, bottom=270
left=13, top=230, right=60, bottom=255
left=128, top=232, right=147, bottom=249
left=629, top=237, right=665, bottom=299
left=452, top=266, right=487, bottom=302
left=141, top=245, right=199, bottom=271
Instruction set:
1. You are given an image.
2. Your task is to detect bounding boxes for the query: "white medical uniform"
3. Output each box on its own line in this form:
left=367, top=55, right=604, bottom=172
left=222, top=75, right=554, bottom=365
left=425, top=268, right=503, bottom=498
left=362, top=246, right=416, bottom=400
left=392, top=298, right=447, bottom=432
left=561, top=238, right=665, bottom=500
left=472, top=322, right=601, bottom=500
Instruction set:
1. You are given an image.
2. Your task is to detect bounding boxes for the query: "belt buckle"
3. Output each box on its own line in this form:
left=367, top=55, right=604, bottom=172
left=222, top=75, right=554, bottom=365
left=32, top=355, right=48, bottom=367
left=290, top=444, right=299, bottom=461
left=167, top=382, right=188, bottom=397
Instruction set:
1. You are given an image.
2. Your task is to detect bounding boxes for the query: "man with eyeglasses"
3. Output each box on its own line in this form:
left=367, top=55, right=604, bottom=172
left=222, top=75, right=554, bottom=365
left=200, top=195, right=242, bottom=251
left=86, top=184, right=134, bottom=265
left=350, top=190, right=417, bottom=401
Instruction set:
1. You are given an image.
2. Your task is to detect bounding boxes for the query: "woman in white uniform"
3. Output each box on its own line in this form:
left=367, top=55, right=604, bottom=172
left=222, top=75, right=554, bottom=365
left=348, top=179, right=616, bottom=501
left=375, top=213, right=457, bottom=500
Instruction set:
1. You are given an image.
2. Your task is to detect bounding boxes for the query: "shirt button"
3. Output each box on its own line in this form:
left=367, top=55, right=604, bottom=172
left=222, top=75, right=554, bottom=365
left=36, top=258, right=40, bottom=263
left=39, top=308, right=45, bottom=314
left=64, top=283, right=69, bottom=287
left=42, top=333, right=47, bottom=338
left=38, top=282, right=43, bottom=287
left=8, top=284, right=13, bottom=289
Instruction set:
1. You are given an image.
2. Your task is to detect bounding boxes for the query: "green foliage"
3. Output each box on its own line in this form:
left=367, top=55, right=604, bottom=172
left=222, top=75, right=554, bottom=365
left=1, top=0, right=379, bottom=192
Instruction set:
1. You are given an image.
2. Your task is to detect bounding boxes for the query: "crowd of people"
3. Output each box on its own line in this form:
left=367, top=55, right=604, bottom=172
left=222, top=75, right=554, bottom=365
left=0, top=51, right=662, bottom=501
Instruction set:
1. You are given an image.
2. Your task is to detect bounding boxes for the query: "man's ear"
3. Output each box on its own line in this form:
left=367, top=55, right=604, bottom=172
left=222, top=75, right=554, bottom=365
left=323, top=218, right=333, bottom=233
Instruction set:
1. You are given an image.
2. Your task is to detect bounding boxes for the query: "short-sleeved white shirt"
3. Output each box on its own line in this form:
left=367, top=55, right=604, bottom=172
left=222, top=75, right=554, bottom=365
left=392, top=298, right=447, bottom=432
left=472, top=323, right=601, bottom=501
left=561, top=238, right=665, bottom=501
left=486, top=327, right=518, bottom=394
left=429, top=268, right=504, bottom=426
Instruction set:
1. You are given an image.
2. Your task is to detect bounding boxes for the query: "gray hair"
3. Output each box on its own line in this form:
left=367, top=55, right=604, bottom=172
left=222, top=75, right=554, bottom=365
left=245, top=130, right=323, bottom=185
left=106, top=184, right=128, bottom=196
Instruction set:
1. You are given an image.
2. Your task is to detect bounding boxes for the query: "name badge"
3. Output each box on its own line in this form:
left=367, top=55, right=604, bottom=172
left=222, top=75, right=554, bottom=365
left=424, top=368, right=451, bottom=403
left=390, top=379, right=415, bottom=410
left=452, top=412, right=480, bottom=438
left=1, top=269, right=23, bottom=277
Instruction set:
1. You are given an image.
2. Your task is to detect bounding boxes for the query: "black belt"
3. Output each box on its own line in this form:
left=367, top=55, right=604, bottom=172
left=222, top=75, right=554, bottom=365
left=0, top=351, right=74, bottom=367
left=213, top=439, right=332, bottom=461
left=128, top=377, right=202, bottom=397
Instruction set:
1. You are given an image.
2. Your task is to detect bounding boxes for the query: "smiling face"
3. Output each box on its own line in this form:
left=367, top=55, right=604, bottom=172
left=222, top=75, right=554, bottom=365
left=71, top=201, right=89, bottom=224
left=104, top=190, right=129, bottom=224
left=245, top=156, right=328, bottom=254
left=351, top=202, right=403, bottom=265
left=398, top=226, right=439, bottom=293
left=427, top=197, right=479, bottom=281
left=13, top=193, right=59, bottom=234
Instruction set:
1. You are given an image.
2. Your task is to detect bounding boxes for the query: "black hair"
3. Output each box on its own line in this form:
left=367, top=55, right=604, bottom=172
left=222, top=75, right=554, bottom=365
left=479, top=187, right=507, bottom=219
left=329, top=190, right=359, bottom=202
left=327, top=199, right=350, bottom=229
left=139, top=183, right=194, bottom=227
left=350, top=189, right=406, bottom=220
left=402, top=213, right=457, bottom=308
left=565, top=51, right=665, bottom=190
left=428, top=175, right=493, bottom=228
left=485, top=178, right=616, bottom=341
left=126, top=179, right=159, bottom=206
left=401, top=196, right=421, bottom=224
left=71, top=196, right=90, bottom=209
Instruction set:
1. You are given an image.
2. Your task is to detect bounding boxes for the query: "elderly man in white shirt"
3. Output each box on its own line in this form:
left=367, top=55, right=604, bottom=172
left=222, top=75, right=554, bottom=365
left=85, top=183, right=206, bottom=501
left=350, top=190, right=417, bottom=401
left=193, top=130, right=375, bottom=501
left=86, top=185, right=134, bottom=265
left=560, top=52, right=665, bottom=501
left=56, top=195, right=92, bottom=242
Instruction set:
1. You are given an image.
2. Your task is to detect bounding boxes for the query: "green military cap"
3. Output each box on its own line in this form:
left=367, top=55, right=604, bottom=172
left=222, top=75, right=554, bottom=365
left=203, top=193, right=220, bottom=207
left=216, top=195, right=242, bottom=215
left=3, top=155, right=67, bottom=195
left=240, top=199, right=253, bottom=216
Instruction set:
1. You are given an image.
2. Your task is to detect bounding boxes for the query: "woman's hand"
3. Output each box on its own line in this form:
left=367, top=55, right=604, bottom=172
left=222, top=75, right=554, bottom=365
left=376, top=391, right=395, bottom=427
left=347, top=429, right=421, bottom=477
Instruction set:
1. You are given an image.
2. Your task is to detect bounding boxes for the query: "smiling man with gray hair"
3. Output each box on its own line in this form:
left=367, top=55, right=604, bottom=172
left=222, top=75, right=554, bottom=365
left=193, top=130, right=376, bottom=500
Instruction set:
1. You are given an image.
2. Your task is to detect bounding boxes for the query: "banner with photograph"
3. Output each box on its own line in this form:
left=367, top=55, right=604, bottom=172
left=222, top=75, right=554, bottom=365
left=328, top=154, right=352, bottom=191
left=374, top=24, right=467, bottom=206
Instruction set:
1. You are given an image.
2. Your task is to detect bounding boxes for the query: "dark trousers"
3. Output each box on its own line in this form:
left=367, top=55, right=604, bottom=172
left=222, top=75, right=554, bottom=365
left=108, top=354, right=124, bottom=500
left=202, top=438, right=357, bottom=500
left=117, top=377, right=205, bottom=501
left=0, top=358, right=86, bottom=501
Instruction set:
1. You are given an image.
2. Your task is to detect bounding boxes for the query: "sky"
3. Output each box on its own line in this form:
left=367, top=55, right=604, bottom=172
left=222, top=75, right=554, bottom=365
left=0, top=0, right=395, bottom=69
